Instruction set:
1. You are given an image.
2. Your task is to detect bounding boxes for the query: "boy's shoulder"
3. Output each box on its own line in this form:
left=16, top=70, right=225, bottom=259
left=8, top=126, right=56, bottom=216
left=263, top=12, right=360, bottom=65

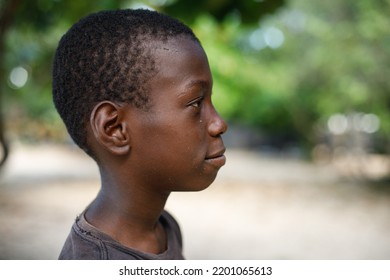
left=58, top=210, right=183, bottom=260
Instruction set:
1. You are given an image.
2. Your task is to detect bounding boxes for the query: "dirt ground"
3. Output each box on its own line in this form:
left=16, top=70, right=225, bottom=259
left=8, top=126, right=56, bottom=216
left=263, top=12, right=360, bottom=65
left=0, top=142, right=389, bottom=260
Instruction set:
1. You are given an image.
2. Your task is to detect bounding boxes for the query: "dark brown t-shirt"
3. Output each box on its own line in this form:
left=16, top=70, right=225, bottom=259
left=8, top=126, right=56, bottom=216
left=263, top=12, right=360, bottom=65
left=59, top=210, right=184, bottom=260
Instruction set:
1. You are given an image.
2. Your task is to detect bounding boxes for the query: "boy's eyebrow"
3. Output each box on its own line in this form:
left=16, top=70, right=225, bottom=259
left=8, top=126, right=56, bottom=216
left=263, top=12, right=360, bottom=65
left=179, top=80, right=210, bottom=96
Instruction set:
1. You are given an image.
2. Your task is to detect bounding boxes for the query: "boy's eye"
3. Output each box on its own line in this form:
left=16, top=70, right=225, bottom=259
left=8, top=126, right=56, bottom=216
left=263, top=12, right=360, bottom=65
left=188, top=97, right=204, bottom=109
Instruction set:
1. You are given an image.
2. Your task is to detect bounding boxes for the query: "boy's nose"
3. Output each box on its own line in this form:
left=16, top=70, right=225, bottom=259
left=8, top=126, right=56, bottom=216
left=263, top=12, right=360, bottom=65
left=208, top=108, right=228, bottom=137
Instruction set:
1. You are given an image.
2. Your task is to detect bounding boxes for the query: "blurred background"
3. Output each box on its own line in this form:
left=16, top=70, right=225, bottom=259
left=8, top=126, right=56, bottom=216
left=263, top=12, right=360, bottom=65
left=0, top=0, right=389, bottom=259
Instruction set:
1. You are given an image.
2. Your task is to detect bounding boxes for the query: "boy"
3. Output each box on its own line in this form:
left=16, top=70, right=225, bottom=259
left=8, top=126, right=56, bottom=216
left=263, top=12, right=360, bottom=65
left=53, top=9, right=227, bottom=260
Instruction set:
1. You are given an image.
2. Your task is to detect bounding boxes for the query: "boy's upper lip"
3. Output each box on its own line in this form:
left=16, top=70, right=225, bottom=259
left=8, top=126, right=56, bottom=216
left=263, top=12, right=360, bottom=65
left=205, top=147, right=226, bottom=159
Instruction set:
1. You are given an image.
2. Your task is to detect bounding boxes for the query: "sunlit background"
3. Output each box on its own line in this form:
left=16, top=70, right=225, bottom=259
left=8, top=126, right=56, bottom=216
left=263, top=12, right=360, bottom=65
left=0, top=0, right=389, bottom=259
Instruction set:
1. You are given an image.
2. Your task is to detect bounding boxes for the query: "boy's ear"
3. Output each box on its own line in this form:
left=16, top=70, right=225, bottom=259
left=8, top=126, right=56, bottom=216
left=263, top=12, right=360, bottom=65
left=90, top=101, right=130, bottom=156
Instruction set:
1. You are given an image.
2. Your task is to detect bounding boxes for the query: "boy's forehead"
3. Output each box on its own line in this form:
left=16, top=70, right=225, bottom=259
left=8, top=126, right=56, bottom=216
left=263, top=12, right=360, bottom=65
left=150, top=37, right=211, bottom=86
left=151, top=37, right=208, bottom=74
left=150, top=36, right=203, bottom=56
left=150, top=37, right=207, bottom=75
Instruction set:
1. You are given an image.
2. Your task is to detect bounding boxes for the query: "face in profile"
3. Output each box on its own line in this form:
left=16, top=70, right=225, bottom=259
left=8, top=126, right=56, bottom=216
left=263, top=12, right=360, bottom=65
left=125, top=36, right=228, bottom=193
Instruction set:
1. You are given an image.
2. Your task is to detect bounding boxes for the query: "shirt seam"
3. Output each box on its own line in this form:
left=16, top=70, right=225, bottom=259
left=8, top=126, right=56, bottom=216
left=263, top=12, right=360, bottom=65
left=73, top=219, right=108, bottom=259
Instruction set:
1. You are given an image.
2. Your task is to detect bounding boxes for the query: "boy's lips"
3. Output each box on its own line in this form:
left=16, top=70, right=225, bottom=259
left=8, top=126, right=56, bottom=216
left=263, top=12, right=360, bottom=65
left=205, top=148, right=226, bottom=159
left=205, top=148, right=226, bottom=168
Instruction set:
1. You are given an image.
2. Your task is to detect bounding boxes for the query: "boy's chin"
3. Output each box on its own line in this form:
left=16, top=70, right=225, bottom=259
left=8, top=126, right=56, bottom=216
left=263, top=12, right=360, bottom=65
left=174, top=175, right=218, bottom=192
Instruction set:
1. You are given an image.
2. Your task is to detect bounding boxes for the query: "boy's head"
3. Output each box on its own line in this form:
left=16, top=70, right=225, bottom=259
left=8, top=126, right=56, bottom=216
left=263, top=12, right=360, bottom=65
left=53, top=9, right=227, bottom=191
left=52, top=9, right=199, bottom=157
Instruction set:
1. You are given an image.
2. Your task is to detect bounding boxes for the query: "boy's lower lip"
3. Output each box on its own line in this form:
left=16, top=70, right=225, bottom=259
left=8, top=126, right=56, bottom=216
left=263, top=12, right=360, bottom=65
left=205, top=154, right=226, bottom=168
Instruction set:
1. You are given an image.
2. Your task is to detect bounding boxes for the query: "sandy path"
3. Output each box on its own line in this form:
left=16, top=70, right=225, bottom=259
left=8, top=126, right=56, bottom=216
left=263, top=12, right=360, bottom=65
left=0, top=143, right=389, bottom=259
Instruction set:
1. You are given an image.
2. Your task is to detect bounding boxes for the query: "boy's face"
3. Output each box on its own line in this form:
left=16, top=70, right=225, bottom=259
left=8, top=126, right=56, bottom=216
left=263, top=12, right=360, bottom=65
left=125, top=36, right=227, bottom=192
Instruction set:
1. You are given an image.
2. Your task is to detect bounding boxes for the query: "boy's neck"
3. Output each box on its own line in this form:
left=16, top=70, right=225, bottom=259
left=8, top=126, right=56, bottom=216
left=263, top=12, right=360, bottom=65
left=84, top=178, right=170, bottom=255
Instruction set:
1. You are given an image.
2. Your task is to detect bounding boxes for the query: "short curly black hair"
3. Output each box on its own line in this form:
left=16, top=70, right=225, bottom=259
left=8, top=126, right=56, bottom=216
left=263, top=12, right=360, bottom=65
left=52, top=9, right=199, bottom=157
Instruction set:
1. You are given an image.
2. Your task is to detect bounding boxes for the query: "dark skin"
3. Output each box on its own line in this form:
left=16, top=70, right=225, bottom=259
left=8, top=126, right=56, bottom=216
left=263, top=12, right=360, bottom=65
left=85, top=36, right=228, bottom=255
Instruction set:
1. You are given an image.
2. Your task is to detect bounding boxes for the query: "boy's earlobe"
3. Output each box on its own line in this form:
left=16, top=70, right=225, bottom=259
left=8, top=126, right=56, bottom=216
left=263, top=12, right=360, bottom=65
left=90, top=101, right=130, bottom=156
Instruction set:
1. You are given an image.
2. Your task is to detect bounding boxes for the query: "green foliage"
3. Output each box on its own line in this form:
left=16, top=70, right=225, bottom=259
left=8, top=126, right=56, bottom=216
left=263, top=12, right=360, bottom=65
left=1, top=0, right=389, bottom=154
left=161, top=0, right=285, bottom=24
left=282, top=0, right=390, bottom=144
left=193, top=0, right=390, bottom=151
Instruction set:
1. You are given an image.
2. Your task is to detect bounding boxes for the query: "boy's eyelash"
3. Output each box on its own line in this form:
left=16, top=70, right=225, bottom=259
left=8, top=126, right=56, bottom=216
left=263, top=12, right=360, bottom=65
left=188, top=97, right=204, bottom=108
